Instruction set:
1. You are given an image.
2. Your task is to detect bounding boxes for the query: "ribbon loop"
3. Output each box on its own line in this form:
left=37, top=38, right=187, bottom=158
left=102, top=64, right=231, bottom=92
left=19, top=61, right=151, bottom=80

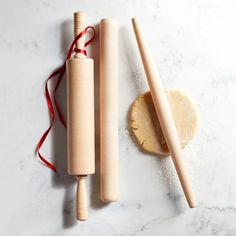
left=74, top=48, right=87, bottom=55
left=37, top=26, right=96, bottom=172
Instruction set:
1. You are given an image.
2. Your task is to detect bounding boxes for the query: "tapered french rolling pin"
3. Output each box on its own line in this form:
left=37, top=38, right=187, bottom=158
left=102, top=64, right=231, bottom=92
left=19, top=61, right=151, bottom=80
left=66, top=11, right=95, bottom=220
left=132, top=17, right=196, bottom=208
left=100, top=19, right=119, bottom=202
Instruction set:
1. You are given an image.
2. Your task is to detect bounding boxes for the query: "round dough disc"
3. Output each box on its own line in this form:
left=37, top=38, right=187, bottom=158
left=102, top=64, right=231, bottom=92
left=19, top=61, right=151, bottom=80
left=129, top=90, right=198, bottom=155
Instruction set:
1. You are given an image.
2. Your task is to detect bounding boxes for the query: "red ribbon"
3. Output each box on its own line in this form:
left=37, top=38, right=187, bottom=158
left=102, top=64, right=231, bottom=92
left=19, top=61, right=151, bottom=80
left=37, top=26, right=96, bottom=173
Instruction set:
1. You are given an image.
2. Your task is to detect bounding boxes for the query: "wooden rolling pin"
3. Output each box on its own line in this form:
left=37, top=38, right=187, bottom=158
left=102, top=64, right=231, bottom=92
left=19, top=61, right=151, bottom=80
left=132, top=17, right=196, bottom=208
left=100, top=19, right=119, bottom=202
left=66, top=11, right=95, bottom=220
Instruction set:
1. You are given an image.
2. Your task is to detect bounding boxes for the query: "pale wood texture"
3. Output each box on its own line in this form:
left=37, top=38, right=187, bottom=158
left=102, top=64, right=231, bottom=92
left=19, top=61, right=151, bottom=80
left=67, top=58, right=95, bottom=175
left=132, top=17, right=196, bottom=208
left=76, top=176, right=88, bottom=220
left=66, top=11, right=95, bottom=221
left=100, top=19, right=119, bottom=202
left=74, top=11, right=86, bottom=58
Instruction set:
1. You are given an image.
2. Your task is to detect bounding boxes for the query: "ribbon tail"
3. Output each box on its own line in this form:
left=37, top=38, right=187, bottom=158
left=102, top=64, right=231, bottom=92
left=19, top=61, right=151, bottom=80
left=37, top=26, right=96, bottom=173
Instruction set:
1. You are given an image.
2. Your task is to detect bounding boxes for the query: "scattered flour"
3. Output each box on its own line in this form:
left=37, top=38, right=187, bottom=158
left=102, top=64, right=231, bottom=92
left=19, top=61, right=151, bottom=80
left=130, top=70, right=148, bottom=94
left=158, top=145, right=203, bottom=193
left=127, top=71, right=203, bottom=195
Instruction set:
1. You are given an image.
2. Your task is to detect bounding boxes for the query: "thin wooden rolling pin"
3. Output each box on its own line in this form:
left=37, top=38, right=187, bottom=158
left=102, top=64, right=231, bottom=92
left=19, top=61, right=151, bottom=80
left=100, top=19, right=119, bottom=202
left=132, top=17, right=196, bottom=208
left=66, top=11, right=95, bottom=220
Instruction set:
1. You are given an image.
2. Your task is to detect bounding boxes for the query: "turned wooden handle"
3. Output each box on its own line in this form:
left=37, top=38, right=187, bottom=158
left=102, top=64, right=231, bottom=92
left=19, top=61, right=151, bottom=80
left=66, top=11, right=95, bottom=221
left=76, top=176, right=88, bottom=220
left=132, top=17, right=196, bottom=208
left=74, top=11, right=86, bottom=58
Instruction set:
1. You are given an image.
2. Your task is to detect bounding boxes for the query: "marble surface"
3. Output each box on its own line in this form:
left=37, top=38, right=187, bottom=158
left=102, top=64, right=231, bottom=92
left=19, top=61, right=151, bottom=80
left=1, top=0, right=236, bottom=235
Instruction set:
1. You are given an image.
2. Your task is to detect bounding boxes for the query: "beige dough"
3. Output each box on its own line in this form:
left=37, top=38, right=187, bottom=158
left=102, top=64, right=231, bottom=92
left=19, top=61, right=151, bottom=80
left=129, top=90, right=198, bottom=155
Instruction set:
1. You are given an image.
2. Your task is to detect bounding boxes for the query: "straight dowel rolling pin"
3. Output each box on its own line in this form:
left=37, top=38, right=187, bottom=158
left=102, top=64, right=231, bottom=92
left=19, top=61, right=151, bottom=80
left=66, top=11, right=95, bottom=220
left=132, top=17, right=196, bottom=208
left=100, top=19, right=119, bottom=202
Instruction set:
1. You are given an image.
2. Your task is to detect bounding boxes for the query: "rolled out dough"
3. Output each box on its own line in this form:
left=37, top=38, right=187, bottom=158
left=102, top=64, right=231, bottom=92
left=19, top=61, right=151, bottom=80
left=129, top=90, right=198, bottom=155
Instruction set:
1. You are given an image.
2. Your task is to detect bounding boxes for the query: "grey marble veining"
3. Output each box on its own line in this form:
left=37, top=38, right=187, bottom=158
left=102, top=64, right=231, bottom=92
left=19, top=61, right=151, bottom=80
left=0, top=0, right=236, bottom=235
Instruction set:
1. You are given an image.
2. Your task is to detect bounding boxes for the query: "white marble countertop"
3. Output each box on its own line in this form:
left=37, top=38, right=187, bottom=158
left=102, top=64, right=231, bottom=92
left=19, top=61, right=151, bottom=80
left=1, top=0, right=236, bottom=235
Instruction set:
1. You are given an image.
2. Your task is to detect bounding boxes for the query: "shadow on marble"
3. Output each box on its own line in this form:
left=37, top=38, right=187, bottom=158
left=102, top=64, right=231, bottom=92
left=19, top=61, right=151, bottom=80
left=119, top=26, right=147, bottom=95
left=50, top=21, right=107, bottom=229
left=121, top=26, right=186, bottom=215
left=50, top=20, right=77, bottom=229
left=127, top=99, right=185, bottom=214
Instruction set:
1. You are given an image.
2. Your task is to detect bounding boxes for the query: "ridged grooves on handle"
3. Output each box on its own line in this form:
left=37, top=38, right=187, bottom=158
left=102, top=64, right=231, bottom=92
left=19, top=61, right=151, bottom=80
left=76, top=176, right=88, bottom=220
left=74, top=11, right=86, bottom=58
left=72, top=11, right=90, bottom=221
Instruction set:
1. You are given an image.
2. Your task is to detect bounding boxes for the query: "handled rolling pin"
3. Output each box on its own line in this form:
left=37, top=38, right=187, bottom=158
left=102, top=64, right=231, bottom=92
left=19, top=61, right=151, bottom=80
left=100, top=19, right=119, bottom=202
left=132, top=17, right=196, bottom=208
left=66, top=11, right=95, bottom=220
